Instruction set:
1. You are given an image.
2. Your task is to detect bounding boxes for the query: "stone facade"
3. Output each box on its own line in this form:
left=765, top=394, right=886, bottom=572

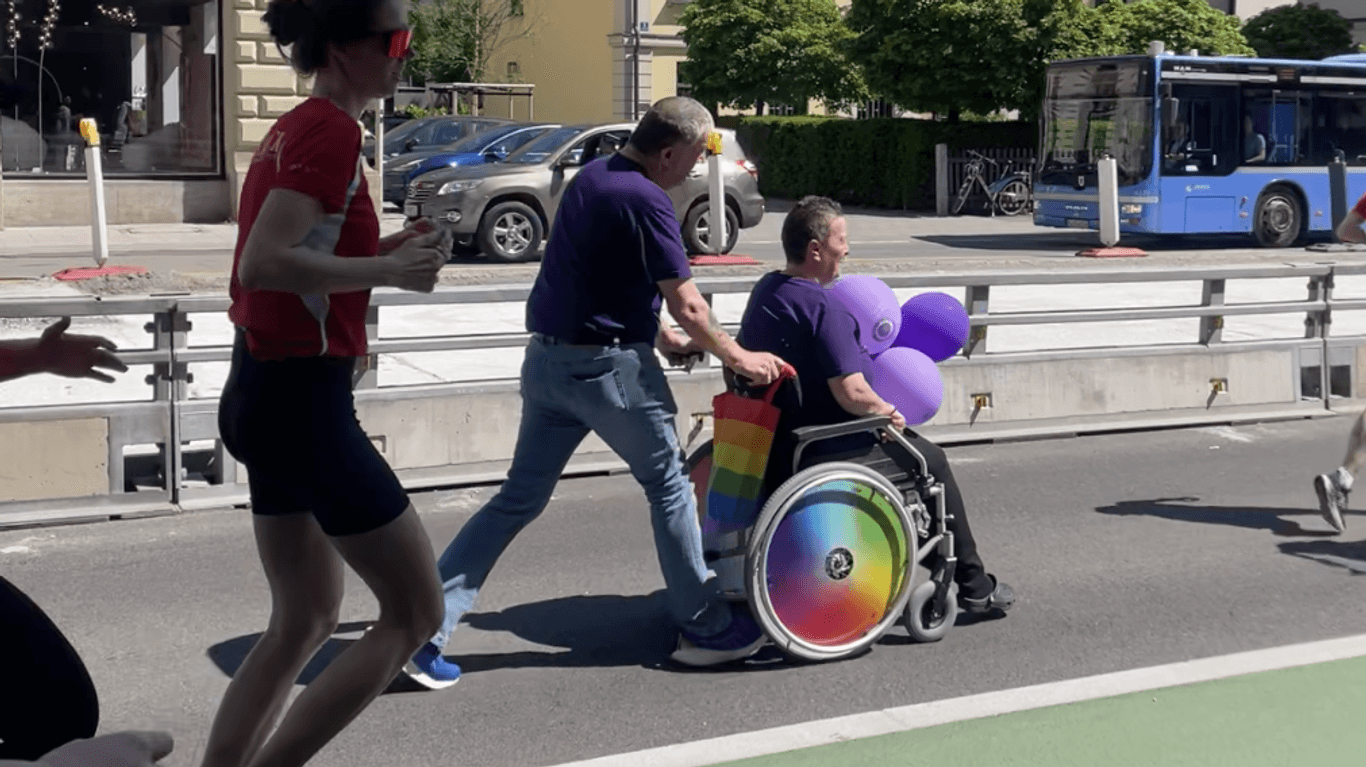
left=224, top=0, right=382, bottom=220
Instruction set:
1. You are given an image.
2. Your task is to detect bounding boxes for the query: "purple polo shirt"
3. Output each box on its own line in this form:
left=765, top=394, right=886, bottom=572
left=526, top=153, right=692, bottom=345
left=739, top=272, right=875, bottom=468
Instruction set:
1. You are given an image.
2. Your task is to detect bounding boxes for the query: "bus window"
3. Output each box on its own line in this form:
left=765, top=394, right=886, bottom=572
left=1163, top=85, right=1237, bottom=176
left=1311, top=91, right=1366, bottom=165
left=1243, top=89, right=1311, bottom=166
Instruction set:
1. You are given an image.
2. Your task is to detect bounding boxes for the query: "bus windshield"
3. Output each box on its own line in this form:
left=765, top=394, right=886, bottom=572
left=1040, top=61, right=1154, bottom=188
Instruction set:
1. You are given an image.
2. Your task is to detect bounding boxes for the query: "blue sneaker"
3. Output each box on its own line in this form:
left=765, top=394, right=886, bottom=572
left=402, top=642, right=462, bottom=690
left=670, top=604, right=767, bottom=667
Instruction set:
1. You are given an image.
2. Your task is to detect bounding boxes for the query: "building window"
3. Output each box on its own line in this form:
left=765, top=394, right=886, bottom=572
left=857, top=99, right=894, bottom=119
left=510, top=0, right=522, bottom=17
left=507, top=61, right=520, bottom=80
left=0, top=0, right=221, bottom=177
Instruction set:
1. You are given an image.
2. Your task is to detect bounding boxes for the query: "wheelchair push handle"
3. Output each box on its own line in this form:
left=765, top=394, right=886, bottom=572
left=731, top=364, right=797, bottom=404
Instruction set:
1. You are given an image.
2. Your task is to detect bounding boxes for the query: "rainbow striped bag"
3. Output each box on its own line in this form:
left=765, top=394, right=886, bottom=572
left=704, top=371, right=794, bottom=536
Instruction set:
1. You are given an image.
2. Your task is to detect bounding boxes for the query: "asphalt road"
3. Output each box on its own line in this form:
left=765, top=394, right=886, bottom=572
left=4, top=415, right=1366, bottom=767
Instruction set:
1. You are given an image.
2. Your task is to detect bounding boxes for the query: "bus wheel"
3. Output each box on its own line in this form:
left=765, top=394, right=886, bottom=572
left=1254, top=189, right=1302, bottom=248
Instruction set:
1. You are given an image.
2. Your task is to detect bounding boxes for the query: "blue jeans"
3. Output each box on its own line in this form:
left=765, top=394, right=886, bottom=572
left=428, top=335, right=732, bottom=650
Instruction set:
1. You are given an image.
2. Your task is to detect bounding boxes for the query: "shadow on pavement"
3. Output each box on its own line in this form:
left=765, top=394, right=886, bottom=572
left=1095, top=497, right=1338, bottom=538
left=207, top=591, right=1007, bottom=683
left=207, top=620, right=429, bottom=695
left=1278, top=539, right=1366, bottom=575
left=764, top=197, right=933, bottom=220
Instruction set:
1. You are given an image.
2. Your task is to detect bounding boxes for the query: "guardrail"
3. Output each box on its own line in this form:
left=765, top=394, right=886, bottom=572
left=0, top=263, right=1356, bottom=529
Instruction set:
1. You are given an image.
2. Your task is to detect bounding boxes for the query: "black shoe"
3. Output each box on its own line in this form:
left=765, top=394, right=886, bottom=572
left=958, top=575, right=1015, bottom=614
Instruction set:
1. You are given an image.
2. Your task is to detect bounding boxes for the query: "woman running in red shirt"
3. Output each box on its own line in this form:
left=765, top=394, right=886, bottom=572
left=200, top=0, right=451, bottom=764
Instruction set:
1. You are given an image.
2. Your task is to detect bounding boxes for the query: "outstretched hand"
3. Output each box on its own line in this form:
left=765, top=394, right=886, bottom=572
left=35, top=316, right=129, bottom=383
left=33, top=730, right=174, bottom=767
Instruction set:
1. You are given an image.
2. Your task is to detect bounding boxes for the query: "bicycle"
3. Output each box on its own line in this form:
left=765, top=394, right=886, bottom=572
left=952, top=150, right=1033, bottom=217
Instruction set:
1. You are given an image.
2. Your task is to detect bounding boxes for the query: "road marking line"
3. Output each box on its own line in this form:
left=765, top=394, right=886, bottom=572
left=544, top=633, right=1366, bottom=767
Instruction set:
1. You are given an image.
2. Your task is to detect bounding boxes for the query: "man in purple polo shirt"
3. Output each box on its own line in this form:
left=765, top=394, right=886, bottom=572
left=406, top=97, right=789, bottom=685
left=737, top=196, right=1015, bottom=619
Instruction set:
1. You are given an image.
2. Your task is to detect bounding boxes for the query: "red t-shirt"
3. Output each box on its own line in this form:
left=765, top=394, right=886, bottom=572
left=1355, top=192, right=1366, bottom=219
left=229, top=97, right=379, bottom=360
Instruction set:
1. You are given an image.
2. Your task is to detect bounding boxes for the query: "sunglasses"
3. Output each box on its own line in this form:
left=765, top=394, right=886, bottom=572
left=382, top=28, right=412, bottom=59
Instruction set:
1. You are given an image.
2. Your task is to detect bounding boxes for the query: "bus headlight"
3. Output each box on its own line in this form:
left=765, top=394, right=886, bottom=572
left=1121, top=203, right=1143, bottom=215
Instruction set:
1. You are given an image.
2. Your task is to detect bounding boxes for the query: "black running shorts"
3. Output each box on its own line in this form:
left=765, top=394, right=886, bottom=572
left=218, top=328, right=409, bottom=537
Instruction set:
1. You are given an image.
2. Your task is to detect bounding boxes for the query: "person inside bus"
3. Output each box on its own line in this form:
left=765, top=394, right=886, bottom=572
left=1164, top=118, right=1193, bottom=171
left=1243, top=115, right=1267, bottom=164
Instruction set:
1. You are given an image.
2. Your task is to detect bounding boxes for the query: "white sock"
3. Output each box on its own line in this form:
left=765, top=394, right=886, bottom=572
left=1336, top=467, right=1354, bottom=491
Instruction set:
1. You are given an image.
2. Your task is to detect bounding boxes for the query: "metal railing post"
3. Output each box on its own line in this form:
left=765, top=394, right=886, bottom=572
left=146, top=307, right=192, bottom=504
left=963, top=284, right=989, bottom=357
left=1306, top=271, right=1333, bottom=408
left=1199, top=278, right=1225, bottom=345
left=354, top=305, right=380, bottom=390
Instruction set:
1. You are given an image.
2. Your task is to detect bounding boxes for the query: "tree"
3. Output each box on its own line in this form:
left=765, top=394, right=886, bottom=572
left=845, top=0, right=1060, bottom=122
left=1242, top=3, right=1355, bottom=61
left=678, top=0, right=867, bottom=116
left=1089, top=0, right=1255, bottom=57
left=847, top=0, right=1257, bottom=124
left=407, top=0, right=535, bottom=87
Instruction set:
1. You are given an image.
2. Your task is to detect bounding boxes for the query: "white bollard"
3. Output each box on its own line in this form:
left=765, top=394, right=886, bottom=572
left=707, top=130, right=726, bottom=254
left=79, top=118, right=109, bottom=267
left=1097, top=156, right=1120, bottom=248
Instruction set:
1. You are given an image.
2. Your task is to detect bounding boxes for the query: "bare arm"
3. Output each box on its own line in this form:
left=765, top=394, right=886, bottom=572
left=657, top=276, right=747, bottom=367
left=237, top=188, right=395, bottom=295
left=829, top=372, right=894, bottom=417
left=829, top=372, right=906, bottom=430
left=1338, top=208, right=1366, bottom=244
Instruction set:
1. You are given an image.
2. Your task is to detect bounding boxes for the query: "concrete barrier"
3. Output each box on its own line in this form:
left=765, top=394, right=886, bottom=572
left=0, top=263, right=1353, bottom=528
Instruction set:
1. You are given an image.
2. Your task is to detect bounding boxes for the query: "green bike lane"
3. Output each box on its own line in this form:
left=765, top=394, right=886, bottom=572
left=552, top=634, right=1366, bottom=767
left=715, top=655, right=1365, bottom=767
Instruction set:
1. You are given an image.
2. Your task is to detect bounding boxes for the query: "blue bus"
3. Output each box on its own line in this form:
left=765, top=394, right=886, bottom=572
left=1032, top=49, right=1366, bottom=247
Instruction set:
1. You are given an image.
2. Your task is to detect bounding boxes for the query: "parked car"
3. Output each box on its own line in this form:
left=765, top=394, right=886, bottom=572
left=362, top=115, right=512, bottom=168
left=403, top=123, right=765, bottom=261
left=362, top=114, right=416, bottom=156
left=404, top=123, right=562, bottom=181
left=381, top=122, right=561, bottom=205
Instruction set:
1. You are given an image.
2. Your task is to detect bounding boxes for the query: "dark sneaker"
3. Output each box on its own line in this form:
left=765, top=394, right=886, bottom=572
left=670, top=605, right=767, bottom=667
left=1315, top=473, right=1349, bottom=534
left=959, top=575, right=1015, bottom=614
left=402, top=642, right=462, bottom=690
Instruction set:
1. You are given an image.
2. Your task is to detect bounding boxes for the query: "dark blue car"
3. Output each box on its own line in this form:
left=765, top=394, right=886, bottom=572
left=400, top=122, right=562, bottom=189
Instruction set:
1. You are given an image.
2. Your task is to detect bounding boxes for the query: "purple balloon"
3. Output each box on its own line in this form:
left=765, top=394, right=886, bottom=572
left=826, top=274, right=901, bottom=355
left=867, top=346, right=943, bottom=426
left=895, top=292, right=970, bottom=362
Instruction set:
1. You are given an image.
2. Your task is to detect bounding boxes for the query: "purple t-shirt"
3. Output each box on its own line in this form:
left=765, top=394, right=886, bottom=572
left=738, top=272, right=871, bottom=434
left=526, top=153, right=692, bottom=345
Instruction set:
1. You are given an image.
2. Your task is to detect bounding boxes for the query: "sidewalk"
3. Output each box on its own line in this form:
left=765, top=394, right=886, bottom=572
left=0, top=212, right=411, bottom=258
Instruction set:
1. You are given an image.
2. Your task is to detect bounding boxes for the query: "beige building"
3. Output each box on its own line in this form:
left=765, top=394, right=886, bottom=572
left=0, top=0, right=1359, bottom=229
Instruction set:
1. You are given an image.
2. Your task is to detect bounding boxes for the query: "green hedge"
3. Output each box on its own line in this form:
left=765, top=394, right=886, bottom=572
left=716, top=115, right=1037, bottom=210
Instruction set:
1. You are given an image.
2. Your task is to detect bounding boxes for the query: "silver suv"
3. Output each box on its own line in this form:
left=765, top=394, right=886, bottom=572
left=403, top=122, right=765, bottom=262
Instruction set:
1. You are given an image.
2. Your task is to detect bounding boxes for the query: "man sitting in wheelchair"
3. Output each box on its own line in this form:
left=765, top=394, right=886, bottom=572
left=735, top=195, right=1014, bottom=618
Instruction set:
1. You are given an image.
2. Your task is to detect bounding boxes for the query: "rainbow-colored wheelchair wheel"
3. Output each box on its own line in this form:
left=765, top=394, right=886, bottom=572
left=746, top=462, right=916, bottom=661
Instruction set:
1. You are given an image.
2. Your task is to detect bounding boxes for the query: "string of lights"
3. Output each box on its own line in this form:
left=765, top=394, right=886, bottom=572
left=6, top=0, right=19, bottom=50
left=37, top=0, right=59, bottom=50
left=97, top=4, right=135, bottom=27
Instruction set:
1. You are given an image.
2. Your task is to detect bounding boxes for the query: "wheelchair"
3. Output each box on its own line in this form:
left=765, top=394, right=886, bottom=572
left=684, top=383, right=963, bottom=663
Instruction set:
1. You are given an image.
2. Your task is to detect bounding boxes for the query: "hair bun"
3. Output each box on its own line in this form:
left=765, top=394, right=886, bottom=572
left=262, top=0, right=315, bottom=47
